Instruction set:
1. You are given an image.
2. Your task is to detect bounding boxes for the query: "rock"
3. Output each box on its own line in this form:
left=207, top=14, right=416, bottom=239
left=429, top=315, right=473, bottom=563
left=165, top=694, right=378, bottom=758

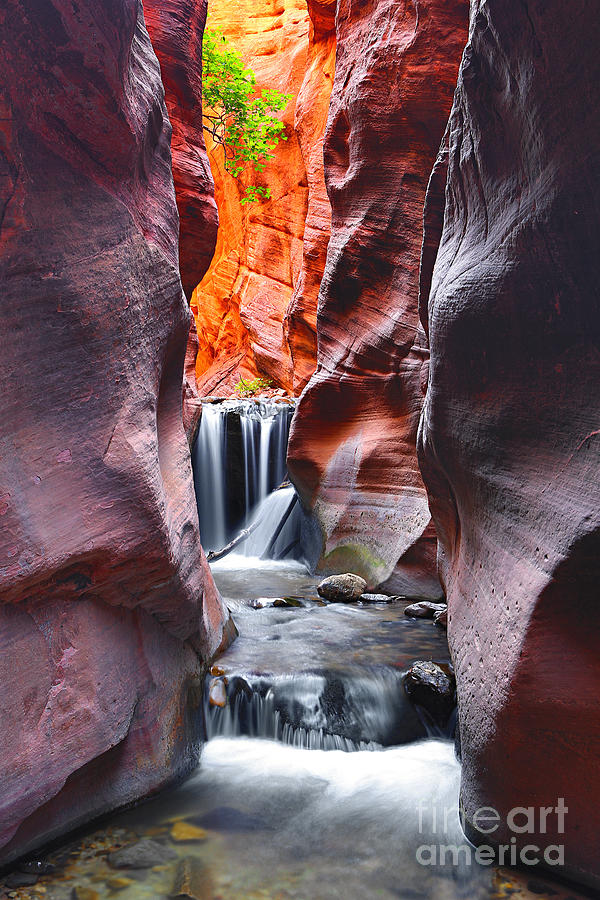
left=403, top=662, right=455, bottom=722
left=273, top=597, right=304, bottom=608
left=317, top=574, right=367, bottom=603
left=18, top=860, right=55, bottom=875
left=193, top=0, right=333, bottom=397
left=0, top=0, right=232, bottom=867
left=142, top=0, right=219, bottom=436
left=287, top=0, right=469, bottom=595
left=106, top=878, right=135, bottom=891
left=71, top=890, right=100, bottom=900
left=108, top=840, right=177, bottom=871
left=208, top=678, right=227, bottom=709
left=171, top=857, right=214, bottom=900
left=142, top=0, right=218, bottom=299
left=404, top=602, right=447, bottom=620
left=418, top=0, right=600, bottom=885
left=169, top=822, right=209, bottom=843
left=5, top=872, right=38, bottom=888
left=358, top=594, right=399, bottom=604
left=433, top=609, right=448, bottom=629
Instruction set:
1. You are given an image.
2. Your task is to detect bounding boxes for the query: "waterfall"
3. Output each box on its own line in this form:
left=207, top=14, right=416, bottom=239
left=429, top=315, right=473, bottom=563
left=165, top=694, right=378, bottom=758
left=203, top=667, right=452, bottom=751
left=192, top=403, right=228, bottom=551
left=192, top=399, right=296, bottom=554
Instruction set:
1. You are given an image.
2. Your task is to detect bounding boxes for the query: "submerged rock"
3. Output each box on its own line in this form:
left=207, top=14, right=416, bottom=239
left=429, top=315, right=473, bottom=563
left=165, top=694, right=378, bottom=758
left=108, top=840, right=176, bottom=870
left=317, top=574, right=367, bottom=603
left=403, top=662, right=456, bottom=723
left=171, top=856, right=214, bottom=900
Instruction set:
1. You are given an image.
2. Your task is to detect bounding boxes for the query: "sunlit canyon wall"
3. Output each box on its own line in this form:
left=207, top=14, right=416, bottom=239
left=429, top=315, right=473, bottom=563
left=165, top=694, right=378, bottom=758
left=192, top=0, right=335, bottom=396
left=287, top=0, right=469, bottom=594
left=0, top=0, right=231, bottom=865
left=419, top=0, right=600, bottom=887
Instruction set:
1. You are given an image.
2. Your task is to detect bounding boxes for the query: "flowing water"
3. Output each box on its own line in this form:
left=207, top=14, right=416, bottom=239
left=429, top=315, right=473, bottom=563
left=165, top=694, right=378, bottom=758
left=1, top=403, right=583, bottom=900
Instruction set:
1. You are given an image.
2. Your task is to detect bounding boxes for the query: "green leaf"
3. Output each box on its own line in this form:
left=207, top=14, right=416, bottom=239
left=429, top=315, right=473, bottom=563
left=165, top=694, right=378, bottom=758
left=202, top=28, right=292, bottom=203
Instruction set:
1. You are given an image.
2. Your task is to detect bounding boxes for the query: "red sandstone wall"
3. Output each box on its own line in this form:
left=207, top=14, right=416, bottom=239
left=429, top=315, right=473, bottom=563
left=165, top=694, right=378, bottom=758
left=192, top=0, right=333, bottom=396
left=0, top=0, right=231, bottom=864
left=418, top=0, right=600, bottom=887
left=143, top=0, right=219, bottom=436
left=287, top=0, right=468, bottom=594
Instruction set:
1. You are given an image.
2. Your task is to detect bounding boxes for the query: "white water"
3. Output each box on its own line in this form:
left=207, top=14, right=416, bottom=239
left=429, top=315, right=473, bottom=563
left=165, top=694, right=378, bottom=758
left=192, top=399, right=293, bottom=552
left=240, top=484, right=302, bottom=559
left=192, top=403, right=227, bottom=550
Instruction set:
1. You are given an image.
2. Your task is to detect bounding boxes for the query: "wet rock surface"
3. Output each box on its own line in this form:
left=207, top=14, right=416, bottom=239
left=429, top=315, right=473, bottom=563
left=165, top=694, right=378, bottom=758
left=317, top=573, right=367, bottom=602
left=403, top=661, right=456, bottom=725
left=404, top=601, right=447, bottom=619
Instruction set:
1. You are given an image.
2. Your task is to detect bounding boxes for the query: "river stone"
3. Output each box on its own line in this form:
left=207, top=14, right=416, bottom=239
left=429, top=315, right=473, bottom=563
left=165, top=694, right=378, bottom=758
left=5, top=871, right=39, bottom=887
left=359, top=593, right=402, bottom=603
left=317, top=574, right=367, bottom=603
left=403, top=661, right=456, bottom=722
left=107, top=839, right=176, bottom=870
left=171, top=856, right=213, bottom=899
left=404, top=601, right=446, bottom=619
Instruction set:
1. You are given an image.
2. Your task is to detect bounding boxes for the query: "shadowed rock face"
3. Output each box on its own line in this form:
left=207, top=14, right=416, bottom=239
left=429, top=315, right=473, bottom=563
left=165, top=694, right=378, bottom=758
left=143, top=0, right=218, bottom=301
left=418, top=0, right=600, bottom=887
left=287, top=0, right=468, bottom=594
left=192, top=0, right=333, bottom=397
left=143, top=0, right=218, bottom=439
left=0, top=0, right=230, bottom=864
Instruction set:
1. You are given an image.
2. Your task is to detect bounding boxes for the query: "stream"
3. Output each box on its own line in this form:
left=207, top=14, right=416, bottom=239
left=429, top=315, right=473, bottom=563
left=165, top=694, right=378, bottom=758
left=0, top=403, right=583, bottom=900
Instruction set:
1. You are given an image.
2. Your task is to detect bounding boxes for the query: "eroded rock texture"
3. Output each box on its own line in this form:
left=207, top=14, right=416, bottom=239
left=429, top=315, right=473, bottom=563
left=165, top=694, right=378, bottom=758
left=418, top=0, right=600, bottom=887
left=193, top=0, right=333, bottom=396
left=143, top=0, right=218, bottom=300
left=0, top=0, right=230, bottom=864
left=143, top=0, right=218, bottom=437
left=288, top=0, right=468, bottom=593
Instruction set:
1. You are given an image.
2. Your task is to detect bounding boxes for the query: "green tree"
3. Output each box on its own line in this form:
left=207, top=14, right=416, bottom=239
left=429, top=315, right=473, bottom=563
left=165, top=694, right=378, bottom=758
left=202, top=28, right=291, bottom=205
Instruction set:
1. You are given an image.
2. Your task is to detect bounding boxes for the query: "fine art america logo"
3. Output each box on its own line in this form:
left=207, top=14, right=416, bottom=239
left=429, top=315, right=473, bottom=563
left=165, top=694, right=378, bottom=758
left=416, top=800, right=567, bottom=867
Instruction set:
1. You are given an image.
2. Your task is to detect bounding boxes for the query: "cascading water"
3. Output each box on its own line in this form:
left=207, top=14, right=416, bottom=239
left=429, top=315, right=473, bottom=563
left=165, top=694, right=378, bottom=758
left=192, top=399, right=313, bottom=561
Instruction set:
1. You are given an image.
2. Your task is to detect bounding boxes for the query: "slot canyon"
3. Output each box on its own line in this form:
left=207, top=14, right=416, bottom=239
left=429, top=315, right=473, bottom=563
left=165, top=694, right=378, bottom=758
left=0, top=0, right=598, bottom=898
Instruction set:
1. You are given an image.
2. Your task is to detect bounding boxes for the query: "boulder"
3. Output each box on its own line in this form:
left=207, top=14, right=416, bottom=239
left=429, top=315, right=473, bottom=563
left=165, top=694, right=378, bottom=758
left=317, top=573, right=367, bottom=602
left=403, top=662, right=455, bottom=723
left=404, top=602, right=447, bottom=620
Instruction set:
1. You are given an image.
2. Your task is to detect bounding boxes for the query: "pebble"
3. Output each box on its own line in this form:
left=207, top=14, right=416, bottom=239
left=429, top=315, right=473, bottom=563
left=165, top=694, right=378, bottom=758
left=170, top=822, right=209, bottom=843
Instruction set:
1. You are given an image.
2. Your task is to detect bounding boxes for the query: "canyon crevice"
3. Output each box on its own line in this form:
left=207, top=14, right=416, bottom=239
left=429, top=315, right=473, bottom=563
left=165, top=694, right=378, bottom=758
left=0, top=0, right=230, bottom=865
left=192, top=0, right=334, bottom=396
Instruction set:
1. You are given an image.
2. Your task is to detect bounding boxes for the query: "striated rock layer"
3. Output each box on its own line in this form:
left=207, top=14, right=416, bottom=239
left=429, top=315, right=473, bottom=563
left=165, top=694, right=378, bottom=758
left=193, top=0, right=333, bottom=397
left=0, top=0, right=231, bottom=864
left=143, top=0, right=218, bottom=300
left=288, top=0, right=468, bottom=594
left=418, top=0, right=600, bottom=887
left=143, top=0, right=219, bottom=438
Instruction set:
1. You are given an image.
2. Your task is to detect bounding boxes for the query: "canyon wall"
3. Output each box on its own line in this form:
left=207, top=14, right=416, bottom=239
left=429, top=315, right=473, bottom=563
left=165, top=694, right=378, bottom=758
left=0, top=0, right=231, bottom=865
left=193, top=0, right=334, bottom=396
left=143, top=0, right=219, bottom=437
left=418, top=0, right=600, bottom=887
left=287, top=0, right=468, bottom=594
